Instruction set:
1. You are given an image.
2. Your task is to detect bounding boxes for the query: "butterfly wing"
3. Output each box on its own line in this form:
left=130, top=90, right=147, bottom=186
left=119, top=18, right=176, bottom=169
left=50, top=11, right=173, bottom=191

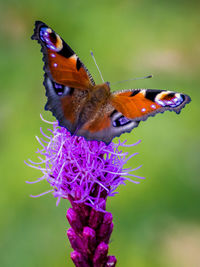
left=32, top=21, right=94, bottom=133
left=76, top=103, right=140, bottom=144
left=111, top=88, right=191, bottom=121
left=43, top=74, right=89, bottom=134
left=31, top=21, right=95, bottom=89
left=76, top=88, right=191, bottom=144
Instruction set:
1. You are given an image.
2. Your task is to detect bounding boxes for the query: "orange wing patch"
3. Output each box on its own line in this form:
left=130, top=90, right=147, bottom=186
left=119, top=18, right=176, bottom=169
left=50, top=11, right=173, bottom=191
left=48, top=51, right=92, bottom=89
left=111, top=91, right=160, bottom=119
left=83, top=115, right=111, bottom=133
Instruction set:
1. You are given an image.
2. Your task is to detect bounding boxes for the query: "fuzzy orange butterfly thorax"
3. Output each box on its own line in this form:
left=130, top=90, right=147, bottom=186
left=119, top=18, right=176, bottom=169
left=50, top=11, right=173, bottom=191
left=90, top=83, right=111, bottom=101
left=32, top=21, right=191, bottom=144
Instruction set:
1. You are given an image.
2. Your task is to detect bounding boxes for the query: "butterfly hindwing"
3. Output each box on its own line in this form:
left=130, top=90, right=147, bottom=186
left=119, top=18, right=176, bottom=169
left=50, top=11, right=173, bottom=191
left=111, top=88, right=191, bottom=122
left=31, top=21, right=95, bottom=89
left=76, top=106, right=139, bottom=144
left=44, top=74, right=89, bottom=134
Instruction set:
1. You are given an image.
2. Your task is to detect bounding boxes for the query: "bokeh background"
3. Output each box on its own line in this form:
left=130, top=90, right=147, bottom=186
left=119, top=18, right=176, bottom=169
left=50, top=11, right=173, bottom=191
left=1, top=0, right=200, bottom=266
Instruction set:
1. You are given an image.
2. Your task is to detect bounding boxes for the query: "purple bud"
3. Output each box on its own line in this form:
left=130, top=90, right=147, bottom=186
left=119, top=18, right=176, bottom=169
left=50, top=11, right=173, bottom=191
left=104, top=212, right=113, bottom=223
left=71, top=251, right=90, bottom=267
left=82, top=227, right=96, bottom=253
left=66, top=208, right=83, bottom=233
left=105, top=255, right=117, bottom=267
left=69, top=198, right=90, bottom=225
left=89, top=208, right=104, bottom=230
left=98, top=212, right=113, bottom=243
left=93, top=242, right=108, bottom=267
left=67, top=228, right=85, bottom=253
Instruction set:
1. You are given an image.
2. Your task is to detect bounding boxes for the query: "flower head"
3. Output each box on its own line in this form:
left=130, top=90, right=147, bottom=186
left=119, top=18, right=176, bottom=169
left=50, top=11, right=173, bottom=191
left=26, top=115, right=143, bottom=211
left=26, top=115, right=144, bottom=266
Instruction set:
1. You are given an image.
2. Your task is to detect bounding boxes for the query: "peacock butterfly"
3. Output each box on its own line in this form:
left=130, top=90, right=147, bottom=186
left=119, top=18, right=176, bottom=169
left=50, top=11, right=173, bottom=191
left=31, top=21, right=191, bottom=144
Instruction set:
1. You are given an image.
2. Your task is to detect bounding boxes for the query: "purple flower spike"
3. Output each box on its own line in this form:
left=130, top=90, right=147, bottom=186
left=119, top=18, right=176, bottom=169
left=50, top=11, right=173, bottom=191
left=66, top=202, right=115, bottom=266
left=26, top=116, right=143, bottom=266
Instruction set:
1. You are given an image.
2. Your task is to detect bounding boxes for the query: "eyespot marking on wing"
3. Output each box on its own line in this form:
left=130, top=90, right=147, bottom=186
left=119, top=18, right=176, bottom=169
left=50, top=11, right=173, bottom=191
left=51, top=81, right=74, bottom=96
left=113, top=115, right=132, bottom=127
left=155, top=91, right=185, bottom=107
left=40, top=27, right=63, bottom=52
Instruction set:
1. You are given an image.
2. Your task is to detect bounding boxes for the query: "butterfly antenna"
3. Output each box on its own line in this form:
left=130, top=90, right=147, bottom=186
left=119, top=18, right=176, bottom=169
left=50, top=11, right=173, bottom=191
left=90, top=51, right=105, bottom=83
left=111, top=75, right=153, bottom=85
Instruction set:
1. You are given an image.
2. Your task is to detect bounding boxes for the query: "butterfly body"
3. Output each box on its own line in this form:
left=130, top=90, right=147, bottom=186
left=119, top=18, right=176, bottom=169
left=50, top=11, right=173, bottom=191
left=32, top=21, right=191, bottom=144
left=77, top=84, right=111, bottom=127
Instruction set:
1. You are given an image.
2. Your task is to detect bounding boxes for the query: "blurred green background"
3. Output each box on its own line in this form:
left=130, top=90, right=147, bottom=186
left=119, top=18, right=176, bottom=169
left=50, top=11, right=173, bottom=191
left=0, top=0, right=200, bottom=266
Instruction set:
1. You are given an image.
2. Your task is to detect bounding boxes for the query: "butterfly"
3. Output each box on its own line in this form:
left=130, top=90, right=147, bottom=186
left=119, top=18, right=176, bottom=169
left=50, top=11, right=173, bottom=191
left=31, top=21, right=191, bottom=144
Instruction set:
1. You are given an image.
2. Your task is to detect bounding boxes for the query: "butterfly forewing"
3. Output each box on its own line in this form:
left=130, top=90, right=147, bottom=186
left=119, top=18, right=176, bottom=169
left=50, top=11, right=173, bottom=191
left=111, top=88, right=191, bottom=122
left=31, top=21, right=95, bottom=90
